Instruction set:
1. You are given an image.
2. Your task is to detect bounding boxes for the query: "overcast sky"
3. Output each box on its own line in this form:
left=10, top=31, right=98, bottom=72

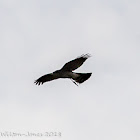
left=0, top=0, right=140, bottom=140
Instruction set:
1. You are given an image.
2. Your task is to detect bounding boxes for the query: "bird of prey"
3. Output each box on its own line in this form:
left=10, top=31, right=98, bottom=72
left=34, top=54, right=92, bottom=86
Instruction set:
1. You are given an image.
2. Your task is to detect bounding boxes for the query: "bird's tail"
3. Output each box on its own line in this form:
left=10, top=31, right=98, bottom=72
left=71, top=73, right=92, bottom=85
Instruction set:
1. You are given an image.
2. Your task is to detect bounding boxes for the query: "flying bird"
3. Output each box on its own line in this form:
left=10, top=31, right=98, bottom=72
left=34, top=54, right=92, bottom=86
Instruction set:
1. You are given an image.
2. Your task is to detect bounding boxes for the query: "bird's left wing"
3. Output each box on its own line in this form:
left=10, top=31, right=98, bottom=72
left=34, top=73, right=58, bottom=85
left=61, top=54, right=91, bottom=71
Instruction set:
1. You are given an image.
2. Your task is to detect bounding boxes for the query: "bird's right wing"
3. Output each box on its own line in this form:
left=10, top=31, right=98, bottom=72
left=61, top=54, right=91, bottom=71
left=34, top=73, right=58, bottom=85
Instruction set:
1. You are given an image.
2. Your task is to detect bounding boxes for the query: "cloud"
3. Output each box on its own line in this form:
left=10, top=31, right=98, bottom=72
left=0, top=0, right=140, bottom=140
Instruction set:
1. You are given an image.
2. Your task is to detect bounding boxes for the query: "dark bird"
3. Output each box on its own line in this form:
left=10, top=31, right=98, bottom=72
left=34, top=54, right=92, bottom=86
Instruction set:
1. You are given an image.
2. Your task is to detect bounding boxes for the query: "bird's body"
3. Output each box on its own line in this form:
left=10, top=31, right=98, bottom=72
left=53, top=70, right=79, bottom=79
left=34, top=54, right=92, bottom=86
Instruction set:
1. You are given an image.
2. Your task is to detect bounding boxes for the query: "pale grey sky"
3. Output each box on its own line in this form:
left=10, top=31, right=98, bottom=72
left=0, top=0, right=140, bottom=140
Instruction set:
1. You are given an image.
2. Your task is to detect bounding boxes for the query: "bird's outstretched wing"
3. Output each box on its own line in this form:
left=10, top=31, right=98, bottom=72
left=34, top=73, right=58, bottom=85
left=61, top=54, right=91, bottom=71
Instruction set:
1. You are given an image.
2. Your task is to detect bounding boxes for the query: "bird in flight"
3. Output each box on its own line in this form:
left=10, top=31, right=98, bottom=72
left=34, top=54, right=92, bottom=86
